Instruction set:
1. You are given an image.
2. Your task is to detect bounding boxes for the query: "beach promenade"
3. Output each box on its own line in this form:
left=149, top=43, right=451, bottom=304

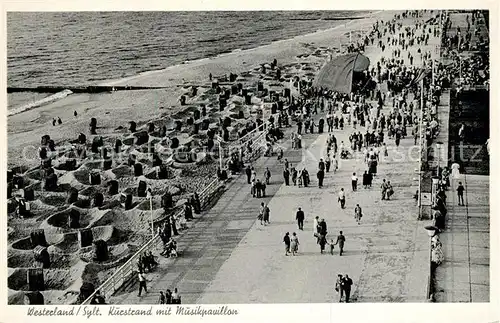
left=107, top=12, right=441, bottom=304
left=432, top=11, right=490, bottom=302
left=434, top=175, right=489, bottom=302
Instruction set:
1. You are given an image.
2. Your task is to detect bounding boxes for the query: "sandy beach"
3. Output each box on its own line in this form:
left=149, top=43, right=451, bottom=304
left=8, top=10, right=394, bottom=169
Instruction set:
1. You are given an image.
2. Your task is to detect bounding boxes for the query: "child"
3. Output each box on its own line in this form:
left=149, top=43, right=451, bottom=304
left=329, top=239, right=335, bottom=255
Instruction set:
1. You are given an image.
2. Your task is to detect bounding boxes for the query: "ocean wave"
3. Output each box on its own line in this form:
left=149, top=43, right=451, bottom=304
left=8, top=90, right=73, bottom=117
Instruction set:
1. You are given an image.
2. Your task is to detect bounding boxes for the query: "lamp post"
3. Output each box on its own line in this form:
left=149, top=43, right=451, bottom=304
left=146, top=188, right=154, bottom=238
left=214, top=135, right=223, bottom=170
left=436, top=141, right=443, bottom=178
left=418, top=78, right=425, bottom=220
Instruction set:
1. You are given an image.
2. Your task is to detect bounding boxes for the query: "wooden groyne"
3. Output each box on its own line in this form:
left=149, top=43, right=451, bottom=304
left=7, top=85, right=167, bottom=94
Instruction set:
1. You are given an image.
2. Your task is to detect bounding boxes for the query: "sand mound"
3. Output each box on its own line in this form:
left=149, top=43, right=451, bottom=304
left=50, top=233, right=80, bottom=253
left=10, top=237, right=33, bottom=250
left=111, top=164, right=133, bottom=179
left=8, top=251, right=36, bottom=268
left=58, top=171, right=90, bottom=191
left=44, top=207, right=113, bottom=231
left=8, top=250, right=80, bottom=269
left=8, top=269, right=30, bottom=291
left=79, top=242, right=133, bottom=265
left=135, top=198, right=162, bottom=211
left=7, top=267, right=82, bottom=291
left=38, top=193, right=67, bottom=209
left=72, top=199, right=92, bottom=208
left=8, top=289, right=80, bottom=305
left=91, top=225, right=115, bottom=242
left=26, top=198, right=57, bottom=213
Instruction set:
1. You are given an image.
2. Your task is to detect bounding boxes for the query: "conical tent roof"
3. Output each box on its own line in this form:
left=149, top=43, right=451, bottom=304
left=313, top=53, right=370, bottom=94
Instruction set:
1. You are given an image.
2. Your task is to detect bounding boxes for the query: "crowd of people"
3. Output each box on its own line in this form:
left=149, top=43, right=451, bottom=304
left=111, top=9, right=486, bottom=304
left=250, top=9, right=456, bottom=302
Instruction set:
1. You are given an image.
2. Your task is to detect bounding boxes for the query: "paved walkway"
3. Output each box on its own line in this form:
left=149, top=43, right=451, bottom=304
left=110, top=11, right=440, bottom=304
left=434, top=175, right=489, bottom=302
left=433, top=11, right=490, bottom=303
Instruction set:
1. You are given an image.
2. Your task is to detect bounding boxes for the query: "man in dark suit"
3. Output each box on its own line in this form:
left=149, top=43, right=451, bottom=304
left=296, top=207, right=305, bottom=230
left=317, top=169, right=325, bottom=188
left=283, top=167, right=290, bottom=186
left=335, top=231, right=346, bottom=256
left=343, top=275, right=353, bottom=302
left=245, top=165, right=252, bottom=184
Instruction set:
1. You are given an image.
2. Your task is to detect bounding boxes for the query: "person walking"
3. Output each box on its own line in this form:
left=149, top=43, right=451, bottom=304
left=313, top=215, right=320, bottom=242
left=165, top=289, right=173, bottom=304
left=343, top=275, right=353, bottom=303
left=338, top=188, right=346, bottom=209
left=328, top=239, right=335, bottom=255
left=264, top=167, right=271, bottom=185
left=283, top=166, right=290, bottom=186
left=335, top=231, right=346, bottom=256
left=283, top=232, right=291, bottom=256
left=362, top=170, right=369, bottom=189
left=291, top=167, right=298, bottom=186
left=335, top=274, right=345, bottom=302
left=302, top=168, right=309, bottom=187
left=457, top=181, right=465, bottom=206
left=245, top=165, right=252, bottom=184
left=319, top=233, right=327, bottom=254
left=319, top=218, right=328, bottom=236
left=158, top=291, right=166, bottom=304
left=290, top=232, right=299, bottom=256
left=137, top=271, right=148, bottom=297
left=172, top=288, right=181, bottom=304
left=354, top=204, right=362, bottom=224
left=351, top=172, right=358, bottom=191
left=317, top=218, right=328, bottom=253
left=317, top=169, right=325, bottom=188
left=296, top=207, right=305, bottom=230
left=386, top=180, right=394, bottom=200
left=318, top=158, right=325, bottom=171
left=381, top=179, right=388, bottom=200
left=263, top=203, right=270, bottom=225
left=258, top=202, right=265, bottom=225
left=333, top=158, right=339, bottom=173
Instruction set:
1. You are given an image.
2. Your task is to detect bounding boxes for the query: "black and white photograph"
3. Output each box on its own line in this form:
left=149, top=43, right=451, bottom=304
left=4, top=5, right=492, bottom=312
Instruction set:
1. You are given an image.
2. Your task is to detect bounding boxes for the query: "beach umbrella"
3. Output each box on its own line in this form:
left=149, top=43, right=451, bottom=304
left=313, top=53, right=370, bottom=94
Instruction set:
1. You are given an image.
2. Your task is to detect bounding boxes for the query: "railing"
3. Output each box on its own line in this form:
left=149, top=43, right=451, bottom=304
left=81, top=232, right=162, bottom=304
left=81, top=176, right=222, bottom=305
left=83, top=111, right=275, bottom=304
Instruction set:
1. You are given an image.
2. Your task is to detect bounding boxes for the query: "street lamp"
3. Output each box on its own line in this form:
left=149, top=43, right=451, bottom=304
left=436, top=141, right=443, bottom=178
left=146, top=188, right=154, bottom=238
left=214, top=135, right=223, bottom=170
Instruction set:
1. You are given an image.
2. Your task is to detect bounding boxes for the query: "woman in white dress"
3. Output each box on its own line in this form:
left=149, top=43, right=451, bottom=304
left=290, top=232, right=300, bottom=256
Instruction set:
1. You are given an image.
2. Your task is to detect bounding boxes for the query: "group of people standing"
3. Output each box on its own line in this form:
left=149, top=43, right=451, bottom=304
left=284, top=210, right=347, bottom=257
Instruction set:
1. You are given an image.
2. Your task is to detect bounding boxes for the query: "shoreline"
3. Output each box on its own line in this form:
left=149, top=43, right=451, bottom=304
left=7, top=11, right=379, bottom=116
left=98, top=10, right=381, bottom=87
left=8, top=10, right=394, bottom=169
